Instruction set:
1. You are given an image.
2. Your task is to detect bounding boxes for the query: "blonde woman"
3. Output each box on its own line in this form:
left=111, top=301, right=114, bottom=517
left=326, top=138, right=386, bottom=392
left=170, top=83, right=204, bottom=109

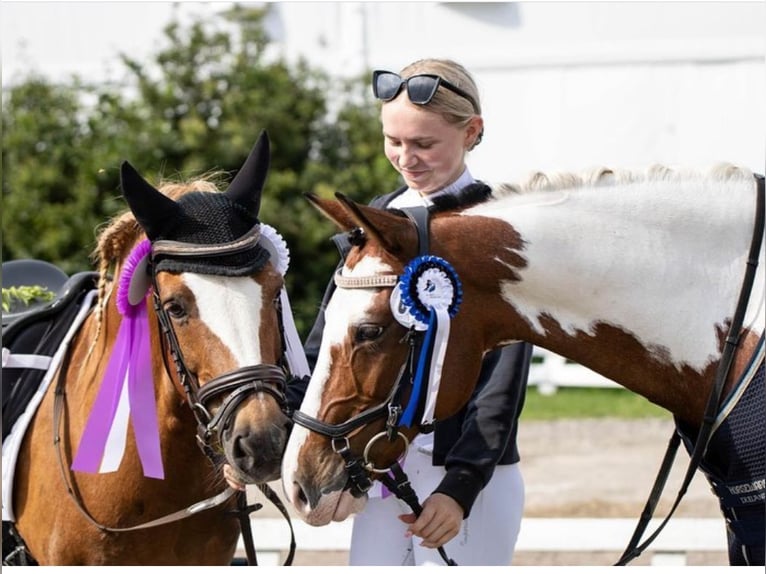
left=303, top=58, right=531, bottom=566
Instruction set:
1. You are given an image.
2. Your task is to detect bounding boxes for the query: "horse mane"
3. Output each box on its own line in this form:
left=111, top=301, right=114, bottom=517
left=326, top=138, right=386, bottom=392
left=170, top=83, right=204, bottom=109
left=88, top=173, right=227, bottom=355
left=429, top=182, right=493, bottom=213
left=491, top=162, right=753, bottom=197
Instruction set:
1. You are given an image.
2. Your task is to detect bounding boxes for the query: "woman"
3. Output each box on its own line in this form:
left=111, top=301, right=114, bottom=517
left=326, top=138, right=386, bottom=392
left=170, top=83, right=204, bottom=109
left=304, top=58, right=532, bottom=566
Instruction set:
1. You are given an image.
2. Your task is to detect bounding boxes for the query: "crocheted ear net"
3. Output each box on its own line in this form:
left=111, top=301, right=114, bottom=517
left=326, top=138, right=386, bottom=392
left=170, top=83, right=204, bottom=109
left=152, top=191, right=270, bottom=276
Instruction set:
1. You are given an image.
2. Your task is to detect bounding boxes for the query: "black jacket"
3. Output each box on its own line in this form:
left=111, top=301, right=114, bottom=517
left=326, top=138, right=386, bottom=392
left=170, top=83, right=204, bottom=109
left=303, top=186, right=531, bottom=517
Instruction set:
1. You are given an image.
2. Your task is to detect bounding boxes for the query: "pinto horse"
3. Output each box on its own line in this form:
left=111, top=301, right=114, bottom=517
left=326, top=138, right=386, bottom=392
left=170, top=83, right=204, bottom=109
left=282, top=164, right=765, bottom=565
left=2, top=132, right=300, bottom=565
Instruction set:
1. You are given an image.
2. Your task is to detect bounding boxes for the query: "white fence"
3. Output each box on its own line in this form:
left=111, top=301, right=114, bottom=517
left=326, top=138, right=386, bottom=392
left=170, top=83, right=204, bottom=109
left=238, top=517, right=727, bottom=566
left=528, top=347, right=620, bottom=394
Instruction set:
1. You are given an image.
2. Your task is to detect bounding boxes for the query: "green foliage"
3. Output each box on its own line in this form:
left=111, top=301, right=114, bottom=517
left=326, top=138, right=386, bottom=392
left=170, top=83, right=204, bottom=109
left=520, top=387, right=667, bottom=420
left=2, top=285, right=55, bottom=313
left=2, top=6, right=402, bottom=337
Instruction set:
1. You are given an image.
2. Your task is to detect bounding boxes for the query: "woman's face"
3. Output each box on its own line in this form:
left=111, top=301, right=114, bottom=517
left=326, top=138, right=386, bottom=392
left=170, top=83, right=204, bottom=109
left=381, top=97, right=481, bottom=195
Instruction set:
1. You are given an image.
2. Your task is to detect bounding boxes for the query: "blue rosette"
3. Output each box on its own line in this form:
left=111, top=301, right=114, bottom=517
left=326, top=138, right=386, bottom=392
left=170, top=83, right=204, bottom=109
left=391, top=255, right=463, bottom=428
left=394, top=255, right=462, bottom=328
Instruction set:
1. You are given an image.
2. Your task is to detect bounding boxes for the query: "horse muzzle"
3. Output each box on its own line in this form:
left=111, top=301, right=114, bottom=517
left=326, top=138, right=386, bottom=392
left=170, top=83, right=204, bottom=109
left=194, top=364, right=290, bottom=479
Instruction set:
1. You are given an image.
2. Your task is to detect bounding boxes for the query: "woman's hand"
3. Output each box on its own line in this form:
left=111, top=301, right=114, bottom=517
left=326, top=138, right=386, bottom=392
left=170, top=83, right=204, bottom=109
left=398, top=493, right=462, bottom=548
left=223, top=463, right=246, bottom=491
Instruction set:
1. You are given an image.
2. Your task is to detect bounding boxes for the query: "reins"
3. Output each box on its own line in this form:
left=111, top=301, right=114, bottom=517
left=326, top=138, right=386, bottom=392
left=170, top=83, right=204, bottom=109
left=615, top=173, right=765, bottom=565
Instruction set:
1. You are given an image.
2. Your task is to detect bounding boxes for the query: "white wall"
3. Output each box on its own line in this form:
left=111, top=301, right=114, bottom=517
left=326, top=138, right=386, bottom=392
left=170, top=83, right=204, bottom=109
left=271, top=1, right=765, bottom=180
left=3, top=2, right=763, bottom=179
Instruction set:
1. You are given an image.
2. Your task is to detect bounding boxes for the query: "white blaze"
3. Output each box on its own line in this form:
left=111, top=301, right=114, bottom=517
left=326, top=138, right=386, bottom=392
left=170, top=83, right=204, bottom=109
left=182, top=273, right=265, bottom=366
left=282, top=256, right=392, bottom=502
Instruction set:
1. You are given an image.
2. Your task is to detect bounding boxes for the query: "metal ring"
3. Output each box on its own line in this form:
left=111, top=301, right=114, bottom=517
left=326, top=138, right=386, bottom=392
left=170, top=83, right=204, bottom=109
left=362, top=431, right=410, bottom=473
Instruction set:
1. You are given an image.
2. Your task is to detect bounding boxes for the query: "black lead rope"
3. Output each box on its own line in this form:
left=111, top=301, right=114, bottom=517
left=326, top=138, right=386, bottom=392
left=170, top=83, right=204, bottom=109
left=377, top=462, right=457, bottom=566
left=233, top=491, right=261, bottom=565
left=230, top=485, right=297, bottom=566
left=382, top=207, right=456, bottom=565
left=615, top=173, right=765, bottom=565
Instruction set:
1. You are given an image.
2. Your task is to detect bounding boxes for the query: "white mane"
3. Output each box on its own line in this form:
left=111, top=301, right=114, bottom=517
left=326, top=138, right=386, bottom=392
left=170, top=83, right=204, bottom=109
left=491, top=163, right=754, bottom=197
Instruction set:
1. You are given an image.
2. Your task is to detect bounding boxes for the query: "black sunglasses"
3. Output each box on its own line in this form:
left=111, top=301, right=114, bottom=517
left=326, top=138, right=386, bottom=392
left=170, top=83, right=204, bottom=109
left=372, top=70, right=479, bottom=113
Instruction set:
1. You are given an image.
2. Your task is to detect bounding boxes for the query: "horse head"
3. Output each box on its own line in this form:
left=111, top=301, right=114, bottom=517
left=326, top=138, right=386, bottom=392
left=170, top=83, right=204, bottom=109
left=282, top=190, right=501, bottom=526
left=120, top=131, right=292, bottom=484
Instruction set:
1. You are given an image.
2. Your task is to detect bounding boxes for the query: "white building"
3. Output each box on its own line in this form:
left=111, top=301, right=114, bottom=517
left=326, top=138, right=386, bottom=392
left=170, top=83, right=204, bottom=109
left=2, top=2, right=763, bottom=179
left=268, top=1, right=765, bottom=182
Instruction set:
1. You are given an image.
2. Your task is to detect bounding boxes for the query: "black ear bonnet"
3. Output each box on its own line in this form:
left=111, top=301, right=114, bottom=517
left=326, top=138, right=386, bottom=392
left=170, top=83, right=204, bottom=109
left=120, top=130, right=272, bottom=277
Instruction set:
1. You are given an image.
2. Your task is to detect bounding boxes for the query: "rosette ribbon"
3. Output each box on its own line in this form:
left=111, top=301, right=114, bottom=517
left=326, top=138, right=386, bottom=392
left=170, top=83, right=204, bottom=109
left=390, top=255, right=462, bottom=427
left=259, top=224, right=310, bottom=378
left=72, top=239, right=164, bottom=479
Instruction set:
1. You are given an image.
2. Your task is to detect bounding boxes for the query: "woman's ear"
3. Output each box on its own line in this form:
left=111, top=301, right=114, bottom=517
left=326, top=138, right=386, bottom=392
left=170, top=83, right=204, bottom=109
left=465, top=115, right=484, bottom=150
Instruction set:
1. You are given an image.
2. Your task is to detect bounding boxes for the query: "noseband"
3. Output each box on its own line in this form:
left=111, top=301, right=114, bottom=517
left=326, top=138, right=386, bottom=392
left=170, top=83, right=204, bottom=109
left=291, top=267, right=420, bottom=493
left=150, top=227, right=289, bottom=460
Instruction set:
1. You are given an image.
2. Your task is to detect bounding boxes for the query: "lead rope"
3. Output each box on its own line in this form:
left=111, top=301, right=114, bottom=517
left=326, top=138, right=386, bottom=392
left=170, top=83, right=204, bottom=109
left=384, top=206, right=455, bottom=565
left=615, top=173, right=765, bottom=565
left=259, top=483, right=297, bottom=565
left=377, top=462, right=457, bottom=566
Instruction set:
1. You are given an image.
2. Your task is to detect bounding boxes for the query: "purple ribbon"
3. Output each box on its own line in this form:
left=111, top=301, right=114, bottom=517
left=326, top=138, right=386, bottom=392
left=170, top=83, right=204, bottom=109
left=72, top=241, right=163, bottom=479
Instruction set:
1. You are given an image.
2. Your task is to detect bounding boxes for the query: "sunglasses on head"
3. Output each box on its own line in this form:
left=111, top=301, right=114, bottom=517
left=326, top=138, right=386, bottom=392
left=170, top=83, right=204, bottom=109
left=372, top=70, right=479, bottom=113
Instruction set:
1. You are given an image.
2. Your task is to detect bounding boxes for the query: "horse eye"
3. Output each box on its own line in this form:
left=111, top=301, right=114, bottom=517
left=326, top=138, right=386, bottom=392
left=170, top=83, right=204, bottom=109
left=355, top=324, right=384, bottom=343
left=164, top=300, right=187, bottom=319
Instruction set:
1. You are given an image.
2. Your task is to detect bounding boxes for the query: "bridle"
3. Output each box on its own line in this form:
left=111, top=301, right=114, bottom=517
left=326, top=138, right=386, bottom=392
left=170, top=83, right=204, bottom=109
left=292, top=206, right=457, bottom=565
left=292, top=207, right=434, bottom=494
left=291, top=319, right=418, bottom=495
left=150, top=226, right=290, bottom=459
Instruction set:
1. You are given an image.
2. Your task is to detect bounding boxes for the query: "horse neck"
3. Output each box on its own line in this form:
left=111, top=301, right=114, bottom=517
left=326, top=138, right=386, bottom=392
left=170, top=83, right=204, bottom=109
left=452, top=177, right=763, bottom=418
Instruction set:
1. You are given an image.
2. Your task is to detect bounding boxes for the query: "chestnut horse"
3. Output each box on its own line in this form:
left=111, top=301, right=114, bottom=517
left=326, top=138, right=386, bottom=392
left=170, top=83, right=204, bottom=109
left=282, top=164, right=764, bottom=565
left=3, top=132, right=301, bottom=564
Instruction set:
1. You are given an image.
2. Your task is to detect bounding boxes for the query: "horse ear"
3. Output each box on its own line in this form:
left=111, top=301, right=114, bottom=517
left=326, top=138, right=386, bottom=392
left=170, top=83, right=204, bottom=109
left=334, top=193, right=413, bottom=254
left=305, top=192, right=416, bottom=255
left=304, top=192, right=359, bottom=230
left=120, top=161, right=180, bottom=241
left=226, top=130, right=269, bottom=218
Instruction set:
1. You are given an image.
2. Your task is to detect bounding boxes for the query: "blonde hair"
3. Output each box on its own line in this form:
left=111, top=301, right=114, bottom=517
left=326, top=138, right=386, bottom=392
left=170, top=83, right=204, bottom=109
left=399, top=58, right=484, bottom=149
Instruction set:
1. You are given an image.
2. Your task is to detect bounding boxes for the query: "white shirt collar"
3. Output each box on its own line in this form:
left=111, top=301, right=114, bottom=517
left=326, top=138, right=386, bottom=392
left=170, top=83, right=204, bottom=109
left=389, top=168, right=476, bottom=209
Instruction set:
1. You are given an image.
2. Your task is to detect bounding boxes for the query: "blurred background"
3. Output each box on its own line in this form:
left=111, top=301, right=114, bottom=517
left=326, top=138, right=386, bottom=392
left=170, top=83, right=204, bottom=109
left=3, top=1, right=764, bottom=337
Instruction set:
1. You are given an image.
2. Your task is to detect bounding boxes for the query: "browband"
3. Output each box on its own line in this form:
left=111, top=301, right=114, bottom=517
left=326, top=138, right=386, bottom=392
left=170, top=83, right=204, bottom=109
left=333, top=270, right=398, bottom=289
left=152, top=225, right=261, bottom=260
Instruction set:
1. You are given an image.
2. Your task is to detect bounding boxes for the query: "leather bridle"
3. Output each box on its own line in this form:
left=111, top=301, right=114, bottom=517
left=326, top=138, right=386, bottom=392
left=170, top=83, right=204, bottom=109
left=293, top=206, right=457, bottom=565
left=49, top=225, right=294, bottom=558
left=291, top=333, right=417, bottom=496
left=292, top=207, right=433, bottom=494
left=149, top=228, right=290, bottom=459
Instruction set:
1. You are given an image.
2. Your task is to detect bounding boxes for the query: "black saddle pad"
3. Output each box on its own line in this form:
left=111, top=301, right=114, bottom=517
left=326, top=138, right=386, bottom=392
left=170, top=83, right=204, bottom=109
left=2, top=263, right=98, bottom=440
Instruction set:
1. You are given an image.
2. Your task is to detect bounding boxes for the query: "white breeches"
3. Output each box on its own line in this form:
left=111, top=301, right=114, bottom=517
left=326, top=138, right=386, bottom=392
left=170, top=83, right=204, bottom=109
left=348, top=448, right=524, bottom=566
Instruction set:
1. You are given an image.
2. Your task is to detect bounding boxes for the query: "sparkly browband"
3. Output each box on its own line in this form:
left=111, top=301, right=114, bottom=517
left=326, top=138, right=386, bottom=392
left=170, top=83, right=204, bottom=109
left=333, top=270, right=399, bottom=289
left=152, top=225, right=261, bottom=260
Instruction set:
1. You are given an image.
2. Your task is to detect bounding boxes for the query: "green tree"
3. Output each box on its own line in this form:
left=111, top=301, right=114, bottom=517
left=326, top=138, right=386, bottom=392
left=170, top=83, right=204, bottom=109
left=2, top=5, right=400, bottom=336
left=1, top=77, right=117, bottom=270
